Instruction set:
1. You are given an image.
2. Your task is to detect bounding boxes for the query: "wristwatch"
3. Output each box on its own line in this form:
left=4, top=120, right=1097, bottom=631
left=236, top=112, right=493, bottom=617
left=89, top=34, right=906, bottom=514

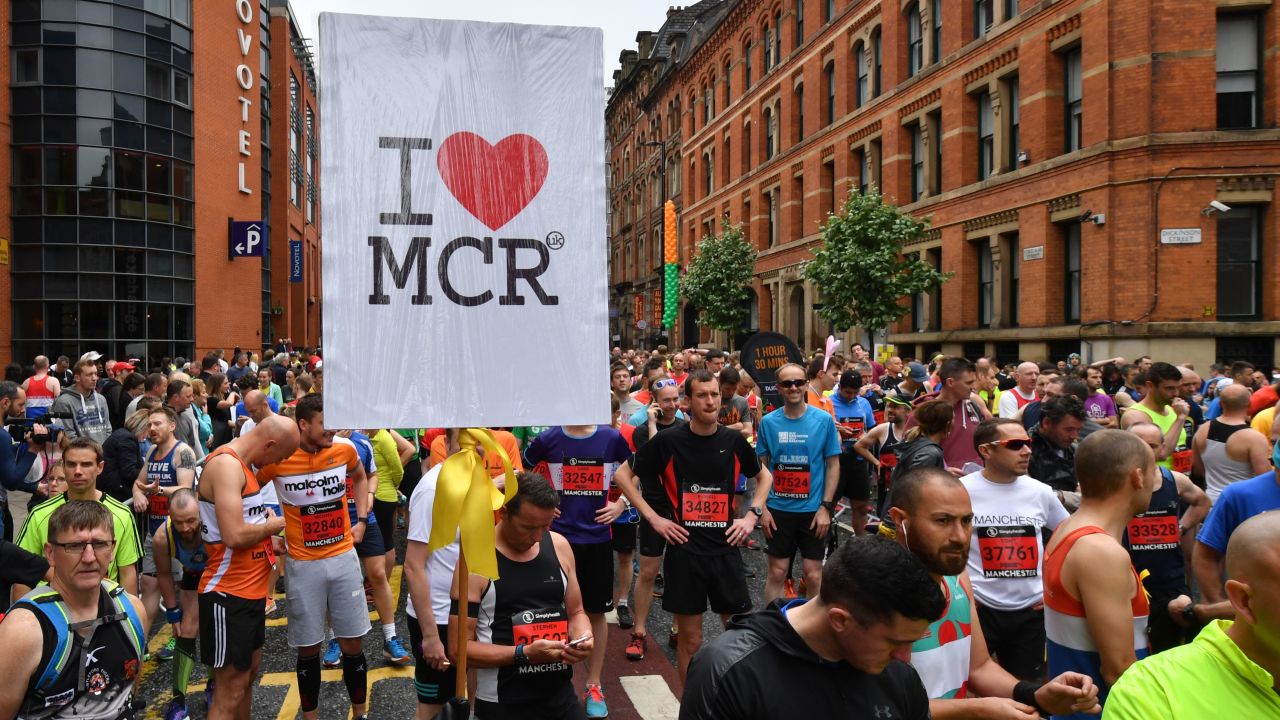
left=1181, top=602, right=1199, bottom=627
left=356, top=516, right=368, bottom=525
left=821, top=501, right=837, bottom=514
left=748, top=505, right=763, bottom=518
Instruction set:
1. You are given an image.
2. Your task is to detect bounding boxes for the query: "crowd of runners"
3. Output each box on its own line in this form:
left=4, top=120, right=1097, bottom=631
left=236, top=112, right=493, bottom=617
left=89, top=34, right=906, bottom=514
left=0, top=343, right=1278, bottom=719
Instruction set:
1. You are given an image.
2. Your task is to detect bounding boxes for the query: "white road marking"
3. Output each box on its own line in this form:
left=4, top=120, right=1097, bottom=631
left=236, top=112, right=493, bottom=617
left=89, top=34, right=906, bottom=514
left=620, top=674, right=681, bottom=720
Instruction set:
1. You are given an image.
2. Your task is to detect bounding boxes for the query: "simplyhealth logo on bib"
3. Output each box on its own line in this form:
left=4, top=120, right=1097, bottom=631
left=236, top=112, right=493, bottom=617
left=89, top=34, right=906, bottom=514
left=318, top=13, right=610, bottom=430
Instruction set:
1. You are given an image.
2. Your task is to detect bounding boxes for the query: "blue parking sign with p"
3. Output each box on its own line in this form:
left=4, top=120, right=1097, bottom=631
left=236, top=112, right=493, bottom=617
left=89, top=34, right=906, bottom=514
left=229, top=220, right=267, bottom=258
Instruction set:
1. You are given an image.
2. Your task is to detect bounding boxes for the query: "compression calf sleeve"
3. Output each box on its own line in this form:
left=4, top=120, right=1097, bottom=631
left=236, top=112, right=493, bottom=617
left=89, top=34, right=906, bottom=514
left=297, top=652, right=322, bottom=712
left=342, top=652, right=368, bottom=706
left=172, top=636, right=197, bottom=698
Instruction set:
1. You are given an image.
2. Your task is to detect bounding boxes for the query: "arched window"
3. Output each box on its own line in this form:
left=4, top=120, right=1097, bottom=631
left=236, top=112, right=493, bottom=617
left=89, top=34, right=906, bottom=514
left=907, top=4, right=923, bottom=77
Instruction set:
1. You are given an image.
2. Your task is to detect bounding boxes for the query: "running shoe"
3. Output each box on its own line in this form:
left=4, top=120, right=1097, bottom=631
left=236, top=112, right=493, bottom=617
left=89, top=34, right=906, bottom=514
left=156, top=635, right=177, bottom=661
left=264, top=597, right=277, bottom=616
left=584, top=684, right=609, bottom=718
left=384, top=636, right=411, bottom=666
left=203, top=678, right=214, bottom=710
left=322, top=638, right=342, bottom=668
left=624, top=633, right=646, bottom=661
left=615, top=603, right=634, bottom=629
left=162, top=697, right=188, bottom=720
left=652, top=573, right=664, bottom=598
left=784, top=578, right=799, bottom=599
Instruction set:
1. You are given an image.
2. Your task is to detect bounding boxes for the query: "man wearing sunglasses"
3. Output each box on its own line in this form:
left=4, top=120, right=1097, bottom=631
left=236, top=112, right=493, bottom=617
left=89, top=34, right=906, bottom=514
left=0, top=500, right=147, bottom=720
left=960, top=419, right=1069, bottom=683
left=757, top=363, right=842, bottom=603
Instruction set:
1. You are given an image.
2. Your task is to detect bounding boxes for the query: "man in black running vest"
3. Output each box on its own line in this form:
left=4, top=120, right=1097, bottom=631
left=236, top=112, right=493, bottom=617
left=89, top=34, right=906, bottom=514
left=453, top=472, right=594, bottom=720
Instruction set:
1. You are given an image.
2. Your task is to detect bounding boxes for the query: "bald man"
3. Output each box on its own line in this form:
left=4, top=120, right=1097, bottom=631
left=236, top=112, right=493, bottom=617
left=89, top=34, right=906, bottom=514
left=198, top=414, right=296, bottom=720
left=998, top=362, right=1039, bottom=418
left=1123, top=423, right=1210, bottom=652
left=1042, top=430, right=1155, bottom=715
left=1191, top=383, right=1270, bottom=503
left=1106, top=512, right=1280, bottom=717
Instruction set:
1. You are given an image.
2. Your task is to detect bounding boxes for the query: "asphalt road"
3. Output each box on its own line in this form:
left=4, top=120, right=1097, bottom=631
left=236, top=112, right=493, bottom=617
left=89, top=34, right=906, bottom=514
left=136, top=520, right=849, bottom=719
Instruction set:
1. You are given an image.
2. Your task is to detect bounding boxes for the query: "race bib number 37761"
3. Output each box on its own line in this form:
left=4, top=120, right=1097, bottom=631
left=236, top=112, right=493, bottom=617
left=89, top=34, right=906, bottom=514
left=977, top=525, right=1039, bottom=578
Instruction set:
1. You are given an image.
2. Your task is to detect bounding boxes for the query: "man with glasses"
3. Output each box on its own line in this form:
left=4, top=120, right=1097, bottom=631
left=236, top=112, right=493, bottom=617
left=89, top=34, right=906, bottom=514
left=960, top=419, right=1069, bottom=682
left=0, top=500, right=147, bottom=719
left=13, top=437, right=142, bottom=602
left=757, top=363, right=841, bottom=603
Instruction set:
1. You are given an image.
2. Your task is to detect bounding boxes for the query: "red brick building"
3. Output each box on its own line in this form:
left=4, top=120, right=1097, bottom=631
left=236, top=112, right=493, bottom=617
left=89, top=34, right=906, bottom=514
left=1, top=0, right=322, bottom=367
left=609, top=0, right=1280, bottom=370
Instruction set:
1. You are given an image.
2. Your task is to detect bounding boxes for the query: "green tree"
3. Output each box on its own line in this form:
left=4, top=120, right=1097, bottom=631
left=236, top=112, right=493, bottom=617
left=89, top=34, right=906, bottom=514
left=803, top=188, right=952, bottom=344
left=681, top=220, right=758, bottom=332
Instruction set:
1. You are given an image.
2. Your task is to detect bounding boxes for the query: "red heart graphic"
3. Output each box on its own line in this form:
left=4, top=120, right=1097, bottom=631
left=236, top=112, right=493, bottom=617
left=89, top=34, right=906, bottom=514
left=437, top=132, right=549, bottom=231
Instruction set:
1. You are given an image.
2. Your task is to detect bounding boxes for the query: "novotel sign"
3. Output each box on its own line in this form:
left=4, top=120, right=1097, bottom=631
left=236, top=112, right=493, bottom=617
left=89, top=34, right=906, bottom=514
left=234, top=0, right=255, bottom=196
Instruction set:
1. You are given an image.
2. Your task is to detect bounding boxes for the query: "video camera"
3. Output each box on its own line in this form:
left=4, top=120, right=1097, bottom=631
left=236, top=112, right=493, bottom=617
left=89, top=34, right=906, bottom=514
left=5, top=410, right=72, bottom=445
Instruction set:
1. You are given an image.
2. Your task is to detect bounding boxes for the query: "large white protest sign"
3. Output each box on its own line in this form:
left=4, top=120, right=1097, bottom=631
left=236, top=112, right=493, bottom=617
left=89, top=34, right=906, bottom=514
left=319, top=13, right=609, bottom=428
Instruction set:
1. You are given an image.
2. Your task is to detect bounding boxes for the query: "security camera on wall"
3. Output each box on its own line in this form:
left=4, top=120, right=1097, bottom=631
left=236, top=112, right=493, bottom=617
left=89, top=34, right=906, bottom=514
left=1210, top=200, right=1232, bottom=213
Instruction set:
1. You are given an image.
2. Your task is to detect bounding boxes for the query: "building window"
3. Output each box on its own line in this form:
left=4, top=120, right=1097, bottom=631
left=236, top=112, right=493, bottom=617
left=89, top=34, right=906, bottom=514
left=1064, top=47, right=1083, bottom=152
left=855, top=42, right=869, bottom=107
left=1004, top=74, right=1020, bottom=169
left=1218, top=207, right=1261, bottom=318
left=825, top=63, right=836, bottom=125
left=912, top=261, right=927, bottom=332
left=13, top=48, right=40, bottom=84
left=704, top=153, right=714, bottom=195
left=765, top=106, right=776, bottom=159
left=767, top=190, right=778, bottom=246
left=1008, top=235, right=1019, bottom=327
left=978, top=91, right=994, bottom=179
left=931, top=0, right=942, bottom=65
left=857, top=148, right=870, bottom=194
left=929, top=111, right=942, bottom=195
left=745, top=45, right=753, bottom=88
left=795, top=0, right=805, bottom=47
left=724, top=61, right=732, bottom=106
left=907, top=4, right=924, bottom=77
left=1005, top=0, right=1017, bottom=20
left=1064, top=223, right=1081, bottom=323
left=773, top=11, right=782, bottom=63
left=825, top=0, right=835, bottom=23
left=978, top=242, right=993, bottom=328
left=290, top=72, right=302, bottom=207
left=872, top=29, right=882, bottom=96
left=764, top=27, right=774, bottom=71
left=743, top=123, right=752, bottom=168
left=975, top=0, right=994, bottom=38
left=822, top=160, right=836, bottom=215
left=911, top=124, right=924, bottom=201
left=1217, top=15, right=1260, bottom=130
left=795, top=84, right=805, bottom=142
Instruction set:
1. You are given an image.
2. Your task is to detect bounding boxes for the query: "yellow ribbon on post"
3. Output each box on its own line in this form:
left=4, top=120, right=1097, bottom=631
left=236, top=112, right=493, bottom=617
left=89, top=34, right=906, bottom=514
left=428, top=428, right=519, bottom=580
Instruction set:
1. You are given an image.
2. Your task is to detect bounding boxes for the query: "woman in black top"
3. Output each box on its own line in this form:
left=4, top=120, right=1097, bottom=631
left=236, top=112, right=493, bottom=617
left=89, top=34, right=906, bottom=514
left=206, top=373, right=238, bottom=449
